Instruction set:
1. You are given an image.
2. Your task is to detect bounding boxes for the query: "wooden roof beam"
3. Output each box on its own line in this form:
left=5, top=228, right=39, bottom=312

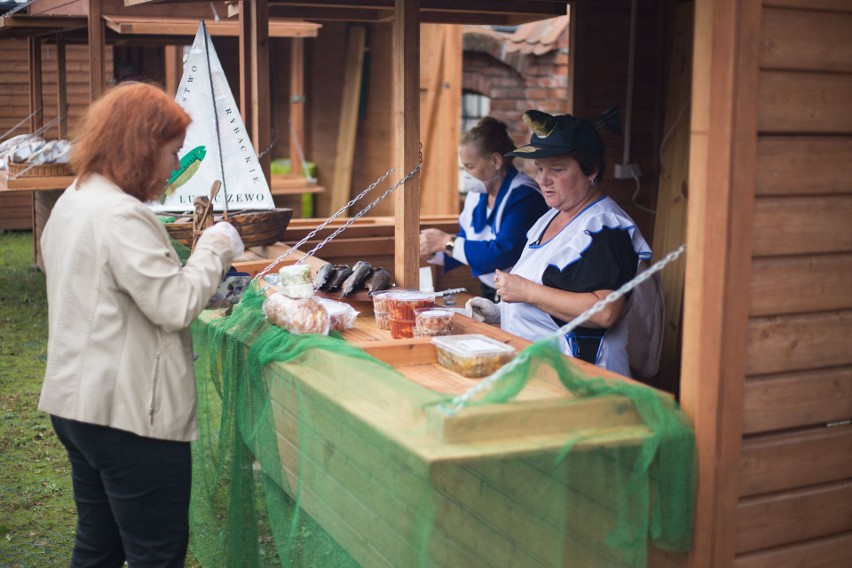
left=103, top=15, right=320, bottom=37
left=127, top=0, right=568, bottom=24
left=0, top=15, right=87, bottom=39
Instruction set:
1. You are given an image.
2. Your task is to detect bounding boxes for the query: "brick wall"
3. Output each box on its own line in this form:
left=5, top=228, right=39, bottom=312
left=462, top=28, right=570, bottom=172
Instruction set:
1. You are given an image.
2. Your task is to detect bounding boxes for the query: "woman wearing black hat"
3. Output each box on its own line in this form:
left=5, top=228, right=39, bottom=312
left=466, top=109, right=656, bottom=378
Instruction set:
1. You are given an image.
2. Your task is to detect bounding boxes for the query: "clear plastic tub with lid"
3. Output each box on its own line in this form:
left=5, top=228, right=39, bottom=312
left=414, top=307, right=454, bottom=337
left=384, top=290, right=435, bottom=320
left=431, top=334, right=516, bottom=378
left=371, top=290, right=393, bottom=330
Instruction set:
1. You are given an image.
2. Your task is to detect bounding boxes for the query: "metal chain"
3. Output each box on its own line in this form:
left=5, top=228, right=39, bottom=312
left=440, top=244, right=687, bottom=415
left=256, top=128, right=278, bottom=160
left=253, top=147, right=422, bottom=283
left=295, top=151, right=423, bottom=264
left=253, top=167, right=395, bottom=283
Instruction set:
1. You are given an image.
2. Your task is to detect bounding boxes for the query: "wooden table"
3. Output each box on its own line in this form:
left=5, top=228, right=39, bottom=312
left=0, top=172, right=72, bottom=267
left=195, top=277, right=659, bottom=567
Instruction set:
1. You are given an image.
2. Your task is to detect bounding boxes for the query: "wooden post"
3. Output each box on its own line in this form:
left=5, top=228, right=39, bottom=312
left=330, top=25, right=366, bottom=214
left=290, top=37, right=305, bottom=178
left=56, top=35, right=67, bottom=139
left=251, top=0, right=271, bottom=181
left=651, top=2, right=693, bottom=395
left=681, top=0, right=762, bottom=566
left=28, top=37, right=43, bottom=134
left=392, top=0, right=421, bottom=289
left=88, top=0, right=105, bottom=101
left=164, top=45, right=182, bottom=97
left=419, top=24, right=462, bottom=215
left=239, top=2, right=253, bottom=138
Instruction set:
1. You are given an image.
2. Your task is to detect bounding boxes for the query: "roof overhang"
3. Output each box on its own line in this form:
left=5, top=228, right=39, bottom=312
left=124, top=0, right=569, bottom=26
left=103, top=15, right=321, bottom=38
left=0, top=15, right=87, bottom=39
left=0, top=13, right=320, bottom=42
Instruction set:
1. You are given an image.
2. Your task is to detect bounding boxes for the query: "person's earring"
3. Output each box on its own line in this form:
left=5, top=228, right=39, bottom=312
left=589, top=178, right=597, bottom=187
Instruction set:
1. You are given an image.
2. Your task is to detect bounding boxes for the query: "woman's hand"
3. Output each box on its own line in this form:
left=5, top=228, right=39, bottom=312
left=493, top=269, right=533, bottom=304
left=419, top=228, right=451, bottom=259
left=497, top=266, right=625, bottom=328
left=202, top=221, right=245, bottom=258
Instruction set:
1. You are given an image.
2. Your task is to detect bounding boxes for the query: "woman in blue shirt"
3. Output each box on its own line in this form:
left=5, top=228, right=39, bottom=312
left=420, top=117, right=548, bottom=300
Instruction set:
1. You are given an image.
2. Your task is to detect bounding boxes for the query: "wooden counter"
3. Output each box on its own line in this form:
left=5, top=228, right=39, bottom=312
left=199, top=254, right=674, bottom=567
left=0, top=172, right=69, bottom=264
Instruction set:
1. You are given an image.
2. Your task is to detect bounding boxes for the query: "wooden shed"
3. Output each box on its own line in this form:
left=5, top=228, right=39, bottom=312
left=245, top=1, right=852, bottom=564
left=7, top=0, right=851, bottom=566
left=569, top=1, right=852, bottom=565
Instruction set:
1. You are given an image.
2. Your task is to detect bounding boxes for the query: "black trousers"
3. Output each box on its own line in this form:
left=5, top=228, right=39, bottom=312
left=50, top=416, right=191, bottom=568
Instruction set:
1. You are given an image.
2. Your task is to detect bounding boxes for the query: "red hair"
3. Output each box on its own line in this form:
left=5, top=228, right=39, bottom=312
left=71, top=82, right=191, bottom=201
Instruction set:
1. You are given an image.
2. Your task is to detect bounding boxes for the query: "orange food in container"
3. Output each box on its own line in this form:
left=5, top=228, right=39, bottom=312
left=389, top=317, right=415, bottom=339
left=385, top=291, right=435, bottom=320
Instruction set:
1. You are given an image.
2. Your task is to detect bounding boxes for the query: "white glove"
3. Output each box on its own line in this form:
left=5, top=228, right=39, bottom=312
left=465, top=296, right=501, bottom=324
left=203, top=221, right=245, bottom=258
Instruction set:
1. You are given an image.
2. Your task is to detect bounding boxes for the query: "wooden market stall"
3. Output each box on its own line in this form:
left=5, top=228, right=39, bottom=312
left=116, top=1, right=695, bottom=568
left=0, top=1, right=321, bottom=264
left=11, top=0, right=849, bottom=566
left=565, top=0, right=852, bottom=565
left=193, top=1, right=852, bottom=567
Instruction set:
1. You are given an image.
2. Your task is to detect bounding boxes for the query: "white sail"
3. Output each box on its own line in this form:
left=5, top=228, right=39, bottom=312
left=150, top=21, right=275, bottom=213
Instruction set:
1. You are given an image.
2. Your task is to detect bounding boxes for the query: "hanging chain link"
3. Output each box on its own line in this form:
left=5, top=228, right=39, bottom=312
left=254, top=146, right=423, bottom=284
left=440, top=244, right=687, bottom=415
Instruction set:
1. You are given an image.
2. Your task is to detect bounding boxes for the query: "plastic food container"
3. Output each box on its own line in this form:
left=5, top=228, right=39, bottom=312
left=371, top=290, right=393, bottom=330
left=389, top=317, right=415, bottom=339
left=431, top=334, right=516, bottom=378
left=414, top=307, right=454, bottom=337
left=385, top=290, right=435, bottom=321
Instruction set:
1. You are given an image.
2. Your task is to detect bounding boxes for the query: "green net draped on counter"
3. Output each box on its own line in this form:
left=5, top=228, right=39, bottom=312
left=189, top=285, right=696, bottom=567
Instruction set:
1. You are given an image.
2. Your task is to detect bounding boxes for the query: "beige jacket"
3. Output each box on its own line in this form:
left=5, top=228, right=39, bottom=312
left=38, top=174, right=234, bottom=441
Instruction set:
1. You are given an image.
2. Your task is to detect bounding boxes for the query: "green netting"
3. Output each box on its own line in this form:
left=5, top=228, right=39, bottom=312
left=188, top=285, right=696, bottom=568
left=158, top=216, right=194, bottom=265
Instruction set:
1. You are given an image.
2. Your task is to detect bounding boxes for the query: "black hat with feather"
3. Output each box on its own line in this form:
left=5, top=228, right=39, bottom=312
left=506, top=106, right=621, bottom=160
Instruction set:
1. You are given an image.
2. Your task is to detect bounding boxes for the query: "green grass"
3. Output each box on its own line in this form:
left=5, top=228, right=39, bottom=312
left=0, top=233, right=204, bottom=567
left=0, top=232, right=341, bottom=567
left=0, top=231, right=74, bottom=566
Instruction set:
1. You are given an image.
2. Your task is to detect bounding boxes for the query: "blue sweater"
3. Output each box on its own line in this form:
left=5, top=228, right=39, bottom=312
left=447, top=167, right=548, bottom=278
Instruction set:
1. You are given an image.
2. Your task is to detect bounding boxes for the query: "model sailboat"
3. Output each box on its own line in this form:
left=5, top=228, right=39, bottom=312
left=152, top=21, right=292, bottom=248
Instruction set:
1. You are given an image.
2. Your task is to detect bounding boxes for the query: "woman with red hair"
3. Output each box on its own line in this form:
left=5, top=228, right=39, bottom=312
left=38, top=82, right=244, bottom=567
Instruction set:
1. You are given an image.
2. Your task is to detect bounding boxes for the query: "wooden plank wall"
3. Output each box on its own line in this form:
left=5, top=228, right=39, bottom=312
left=0, top=40, right=113, bottom=231
left=568, top=0, right=668, bottom=243
left=733, top=2, right=852, bottom=566
left=0, top=40, right=113, bottom=144
left=310, top=21, right=462, bottom=220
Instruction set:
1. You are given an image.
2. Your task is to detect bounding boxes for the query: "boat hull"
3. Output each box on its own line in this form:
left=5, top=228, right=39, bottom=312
left=164, top=208, right=293, bottom=248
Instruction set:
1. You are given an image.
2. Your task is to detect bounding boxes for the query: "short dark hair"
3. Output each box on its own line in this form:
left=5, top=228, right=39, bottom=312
left=567, top=150, right=606, bottom=183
